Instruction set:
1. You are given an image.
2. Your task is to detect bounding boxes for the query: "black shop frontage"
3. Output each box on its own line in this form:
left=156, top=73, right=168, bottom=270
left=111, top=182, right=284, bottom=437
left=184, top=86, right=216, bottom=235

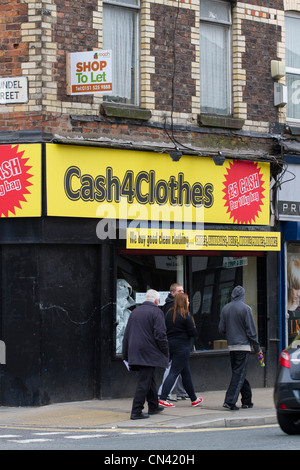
left=0, top=143, right=280, bottom=406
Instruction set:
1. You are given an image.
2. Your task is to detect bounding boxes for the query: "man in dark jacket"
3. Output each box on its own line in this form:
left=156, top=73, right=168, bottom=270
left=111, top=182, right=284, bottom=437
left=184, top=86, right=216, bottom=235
left=122, top=289, right=169, bottom=420
left=161, top=283, right=184, bottom=314
left=218, top=285, right=263, bottom=410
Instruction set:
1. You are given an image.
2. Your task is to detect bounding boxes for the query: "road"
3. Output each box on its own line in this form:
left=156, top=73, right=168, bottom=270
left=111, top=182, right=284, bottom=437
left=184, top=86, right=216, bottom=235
left=0, top=424, right=299, bottom=451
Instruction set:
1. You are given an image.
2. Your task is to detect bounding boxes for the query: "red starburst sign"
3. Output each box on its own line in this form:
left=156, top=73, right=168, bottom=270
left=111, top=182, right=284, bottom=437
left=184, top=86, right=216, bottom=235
left=0, top=145, right=33, bottom=217
left=222, top=160, right=265, bottom=224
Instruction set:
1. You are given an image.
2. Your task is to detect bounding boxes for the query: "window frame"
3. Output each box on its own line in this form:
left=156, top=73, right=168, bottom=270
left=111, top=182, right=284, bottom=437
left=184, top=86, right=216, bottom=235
left=103, top=0, right=140, bottom=106
left=200, top=0, right=232, bottom=116
left=285, top=11, right=300, bottom=125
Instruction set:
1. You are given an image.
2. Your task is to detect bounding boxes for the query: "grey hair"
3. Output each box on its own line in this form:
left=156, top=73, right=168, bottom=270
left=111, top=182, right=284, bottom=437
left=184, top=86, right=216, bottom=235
left=145, top=289, right=160, bottom=302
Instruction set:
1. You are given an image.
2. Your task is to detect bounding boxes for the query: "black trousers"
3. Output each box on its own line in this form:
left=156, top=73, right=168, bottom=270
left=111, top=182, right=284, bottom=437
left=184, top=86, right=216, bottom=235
left=224, top=351, right=252, bottom=406
left=131, top=366, right=159, bottom=415
left=160, top=346, right=197, bottom=402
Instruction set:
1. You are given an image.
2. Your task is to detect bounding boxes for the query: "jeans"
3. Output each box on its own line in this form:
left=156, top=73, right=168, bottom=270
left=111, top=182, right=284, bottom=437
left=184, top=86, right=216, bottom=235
left=158, top=362, right=186, bottom=397
left=160, top=346, right=196, bottom=402
left=225, top=351, right=252, bottom=406
left=131, top=366, right=159, bottom=415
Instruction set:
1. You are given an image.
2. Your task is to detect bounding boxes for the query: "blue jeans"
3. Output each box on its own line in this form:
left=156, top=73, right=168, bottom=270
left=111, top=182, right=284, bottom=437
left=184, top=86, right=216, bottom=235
left=225, top=351, right=252, bottom=406
left=160, top=346, right=196, bottom=402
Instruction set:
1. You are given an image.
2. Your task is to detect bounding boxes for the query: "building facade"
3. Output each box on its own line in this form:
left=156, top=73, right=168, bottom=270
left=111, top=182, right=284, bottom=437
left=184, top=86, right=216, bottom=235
left=0, top=0, right=299, bottom=406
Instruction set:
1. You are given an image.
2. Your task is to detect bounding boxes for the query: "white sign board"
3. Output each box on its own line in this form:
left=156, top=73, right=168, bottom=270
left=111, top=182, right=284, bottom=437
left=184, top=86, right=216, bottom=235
left=135, top=291, right=169, bottom=306
left=0, top=76, right=28, bottom=104
left=278, top=163, right=300, bottom=220
left=66, top=50, right=112, bottom=96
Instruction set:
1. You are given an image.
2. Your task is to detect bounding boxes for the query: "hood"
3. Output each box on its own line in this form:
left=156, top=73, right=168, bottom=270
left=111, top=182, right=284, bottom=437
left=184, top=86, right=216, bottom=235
left=164, top=293, right=174, bottom=304
left=231, top=285, right=245, bottom=302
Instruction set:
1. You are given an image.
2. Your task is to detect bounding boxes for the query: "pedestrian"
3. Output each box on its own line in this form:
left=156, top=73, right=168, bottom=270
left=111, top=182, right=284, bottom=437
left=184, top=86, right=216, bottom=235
left=159, top=293, right=203, bottom=408
left=158, top=283, right=188, bottom=401
left=122, top=289, right=169, bottom=420
left=218, top=285, right=263, bottom=410
left=161, top=282, right=184, bottom=314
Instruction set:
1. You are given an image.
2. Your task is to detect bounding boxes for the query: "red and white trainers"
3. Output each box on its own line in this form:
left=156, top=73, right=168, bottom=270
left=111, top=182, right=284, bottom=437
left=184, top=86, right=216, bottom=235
left=159, top=399, right=175, bottom=408
left=191, top=397, right=203, bottom=407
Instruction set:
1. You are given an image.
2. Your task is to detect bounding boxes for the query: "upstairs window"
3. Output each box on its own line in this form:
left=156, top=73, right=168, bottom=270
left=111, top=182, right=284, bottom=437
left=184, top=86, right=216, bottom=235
left=103, top=0, right=139, bottom=105
left=200, top=0, right=232, bottom=115
left=286, top=12, right=300, bottom=124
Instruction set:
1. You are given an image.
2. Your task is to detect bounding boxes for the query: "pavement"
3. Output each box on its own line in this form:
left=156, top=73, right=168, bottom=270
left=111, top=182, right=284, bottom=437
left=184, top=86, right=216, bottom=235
left=0, top=388, right=277, bottom=431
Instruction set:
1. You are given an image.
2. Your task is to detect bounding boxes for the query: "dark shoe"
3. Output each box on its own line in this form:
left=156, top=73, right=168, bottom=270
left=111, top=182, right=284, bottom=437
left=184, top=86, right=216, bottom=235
left=223, top=402, right=239, bottom=410
left=148, top=405, right=164, bottom=415
left=241, top=403, right=254, bottom=409
left=130, top=412, right=150, bottom=420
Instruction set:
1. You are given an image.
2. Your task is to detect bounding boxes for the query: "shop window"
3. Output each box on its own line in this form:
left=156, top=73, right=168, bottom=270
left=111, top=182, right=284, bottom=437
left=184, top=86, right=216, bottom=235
left=286, top=244, right=300, bottom=345
left=115, top=253, right=261, bottom=355
left=286, top=12, right=300, bottom=124
left=103, top=0, right=140, bottom=105
left=200, top=0, right=232, bottom=115
left=116, top=254, right=184, bottom=353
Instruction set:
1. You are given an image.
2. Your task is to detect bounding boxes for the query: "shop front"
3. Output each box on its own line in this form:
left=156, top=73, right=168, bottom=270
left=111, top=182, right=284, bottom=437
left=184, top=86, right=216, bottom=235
left=0, top=143, right=280, bottom=405
left=277, top=156, right=300, bottom=351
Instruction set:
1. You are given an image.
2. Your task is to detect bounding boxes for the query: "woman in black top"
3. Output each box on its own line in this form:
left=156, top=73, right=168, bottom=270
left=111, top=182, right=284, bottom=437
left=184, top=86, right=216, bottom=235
left=159, top=293, right=203, bottom=408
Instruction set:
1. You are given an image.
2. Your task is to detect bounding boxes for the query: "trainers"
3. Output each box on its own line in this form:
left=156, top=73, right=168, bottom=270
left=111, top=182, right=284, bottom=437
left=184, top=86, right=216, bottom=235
left=191, top=397, right=203, bottom=407
left=167, top=395, right=177, bottom=402
left=241, top=403, right=253, bottom=409
left=159, top=399, right=175, bottom=408
left=223, top=402, right=239, bottom=411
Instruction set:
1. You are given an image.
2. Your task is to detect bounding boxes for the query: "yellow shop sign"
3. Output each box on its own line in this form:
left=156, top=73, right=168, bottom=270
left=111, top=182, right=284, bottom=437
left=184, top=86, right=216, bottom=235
left=126, top=228, right=281, bottom=251
left=46, top=144, right=270, bottom=225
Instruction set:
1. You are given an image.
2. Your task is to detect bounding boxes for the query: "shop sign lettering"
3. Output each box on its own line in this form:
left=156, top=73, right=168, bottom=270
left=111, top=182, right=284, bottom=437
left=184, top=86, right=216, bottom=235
left=64, top=167, right=214, bottom=208
left=126, top=228, right=281, bottom=251
left=67, top=50, right=112, bottom=95
left=223, top=160, right=265, bottom=224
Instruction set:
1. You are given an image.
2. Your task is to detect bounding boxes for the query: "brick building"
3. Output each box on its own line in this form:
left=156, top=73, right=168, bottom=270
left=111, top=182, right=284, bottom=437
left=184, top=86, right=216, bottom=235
left=0, top=0, right=298, bottom=405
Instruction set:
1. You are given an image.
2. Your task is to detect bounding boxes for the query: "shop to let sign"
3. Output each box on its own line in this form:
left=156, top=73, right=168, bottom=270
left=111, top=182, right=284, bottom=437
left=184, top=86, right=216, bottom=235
left=126, top=229, right=281, bottom=251
left=66, top=50, right=112, bottom=95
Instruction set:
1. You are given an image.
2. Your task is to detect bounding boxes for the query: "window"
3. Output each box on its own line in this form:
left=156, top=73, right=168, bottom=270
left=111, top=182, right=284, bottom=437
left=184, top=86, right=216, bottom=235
left=286, top=12, right=300, bottom=123
left=115, top=253, right=263, bottom=355
left=103, top=0, right=139, bottom=105
left=286, top=244, right=300, bottom=346
left=200, top=0, right=232, bottom=115
left=191, top=255, right=243, bottom=350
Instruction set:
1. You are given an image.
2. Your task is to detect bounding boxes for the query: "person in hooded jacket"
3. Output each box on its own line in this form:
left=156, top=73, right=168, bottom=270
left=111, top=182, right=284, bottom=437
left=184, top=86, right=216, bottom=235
left=218, top=285, right=263, bottom=410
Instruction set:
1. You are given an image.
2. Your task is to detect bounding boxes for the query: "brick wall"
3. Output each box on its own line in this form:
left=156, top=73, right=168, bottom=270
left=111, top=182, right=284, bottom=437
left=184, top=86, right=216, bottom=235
left=242, top=20, right=281, bottom=123
left=150, top=4, right=196, bottom=114
left=0, top=0, right=296, bottom=155
left=54, top=0, right=99, bottom=104
left=0, top=0, right=29, bottom=78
